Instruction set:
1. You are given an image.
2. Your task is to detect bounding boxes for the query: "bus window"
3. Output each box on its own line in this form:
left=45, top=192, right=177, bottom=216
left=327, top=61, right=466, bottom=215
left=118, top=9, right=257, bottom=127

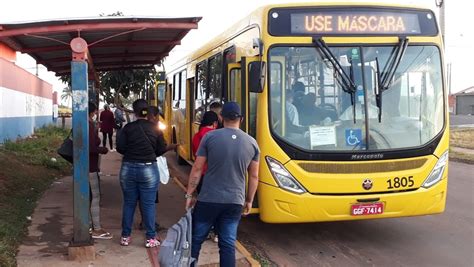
left=172, top=74, right=179, bottom=108
left=229, top=68, right=241, bottom=104
left=208, top=54, right=223, bottom=102
left=223, top=47, right=236, bottom=100
left=180, top=70, right=187, bottom=116
left=195, top=62, right=207, bottom=122
left=157, top=83, right=166, bottom=117
left=180, top=70, right=187, bottom=101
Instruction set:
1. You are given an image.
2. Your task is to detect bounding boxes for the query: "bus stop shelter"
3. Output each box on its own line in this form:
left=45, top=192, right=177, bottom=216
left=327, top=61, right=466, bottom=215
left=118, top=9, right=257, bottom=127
left=0, top=16, right=200, bottom=259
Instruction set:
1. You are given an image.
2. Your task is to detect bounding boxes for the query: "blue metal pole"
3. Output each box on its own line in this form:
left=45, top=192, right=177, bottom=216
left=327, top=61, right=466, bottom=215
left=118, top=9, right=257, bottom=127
left=71, top=60, right=91, bottom=244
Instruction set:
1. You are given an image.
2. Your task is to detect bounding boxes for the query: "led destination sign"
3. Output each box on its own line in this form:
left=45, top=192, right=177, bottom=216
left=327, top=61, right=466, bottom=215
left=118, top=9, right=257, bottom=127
left=292, top=12, right=420, bottom=34
left=269, top=8, right=438, bottom=36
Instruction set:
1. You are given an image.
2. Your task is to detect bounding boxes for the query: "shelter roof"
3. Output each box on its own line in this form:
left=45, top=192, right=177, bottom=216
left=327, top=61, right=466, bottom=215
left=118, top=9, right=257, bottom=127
left=0, top=16, right=201, bottom=76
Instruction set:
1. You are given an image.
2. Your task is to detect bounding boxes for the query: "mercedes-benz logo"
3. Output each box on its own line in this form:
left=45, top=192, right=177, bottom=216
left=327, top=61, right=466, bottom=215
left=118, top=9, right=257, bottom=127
left=362, top=179, right=373, bottom=190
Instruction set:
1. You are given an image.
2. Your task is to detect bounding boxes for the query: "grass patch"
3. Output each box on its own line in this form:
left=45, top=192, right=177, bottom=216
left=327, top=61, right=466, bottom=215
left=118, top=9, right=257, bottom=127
left=252, top=251, right=274, bottom=267
left=0, top=126, right=71, bottom=266
left=450, top=148, right=474, bottom=164
left=450, top=128, right=474, bottom=149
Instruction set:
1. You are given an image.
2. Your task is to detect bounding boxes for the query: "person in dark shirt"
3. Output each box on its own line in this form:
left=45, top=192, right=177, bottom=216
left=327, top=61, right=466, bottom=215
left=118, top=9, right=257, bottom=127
left=137, top=105, right=177, bottom=231
left=88, top=102, right=112, bottom=239
left=116, top=99, right=165, bottom=248
left=299, top=92, right=328, bottom=126
left=99, top=104, right=115, bottom=151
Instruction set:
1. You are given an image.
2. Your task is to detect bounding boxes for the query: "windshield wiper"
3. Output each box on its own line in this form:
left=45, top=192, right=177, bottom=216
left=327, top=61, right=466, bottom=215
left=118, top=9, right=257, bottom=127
left=375, top=37, right=409, bottom=122
left=313, top=37, right=358, bottom=123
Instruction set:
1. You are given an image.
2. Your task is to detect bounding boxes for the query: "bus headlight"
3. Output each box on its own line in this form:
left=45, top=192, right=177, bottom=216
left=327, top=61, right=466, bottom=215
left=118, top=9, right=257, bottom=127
left=158, top=121, right=166, bottom=130
left=266, top=157, right=306, bottom=194
left=422, top=151, right=448, bottom=188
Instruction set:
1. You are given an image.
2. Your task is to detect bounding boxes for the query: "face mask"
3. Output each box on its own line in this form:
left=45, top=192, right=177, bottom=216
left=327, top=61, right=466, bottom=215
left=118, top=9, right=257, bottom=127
left=92, top=114, right=97, bottom=121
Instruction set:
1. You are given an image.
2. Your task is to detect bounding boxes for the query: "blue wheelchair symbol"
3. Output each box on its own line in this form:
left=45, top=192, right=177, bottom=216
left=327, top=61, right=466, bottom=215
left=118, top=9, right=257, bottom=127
left=345, top=129, right=362, bottom=146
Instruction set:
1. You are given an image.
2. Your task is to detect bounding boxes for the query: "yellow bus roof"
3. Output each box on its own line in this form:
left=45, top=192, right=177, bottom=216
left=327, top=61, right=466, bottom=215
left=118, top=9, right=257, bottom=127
left=168, top=2, right=435, bottom=71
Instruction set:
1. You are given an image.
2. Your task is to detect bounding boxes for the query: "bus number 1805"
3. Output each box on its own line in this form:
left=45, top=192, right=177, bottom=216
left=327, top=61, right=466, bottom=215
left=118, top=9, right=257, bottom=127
left=387, top=176, right=414, bottom=189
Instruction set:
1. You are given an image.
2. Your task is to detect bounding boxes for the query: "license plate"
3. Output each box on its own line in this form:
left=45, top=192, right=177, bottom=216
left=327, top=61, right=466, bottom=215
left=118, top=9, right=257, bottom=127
left=351, top=202, right=384, bottom=216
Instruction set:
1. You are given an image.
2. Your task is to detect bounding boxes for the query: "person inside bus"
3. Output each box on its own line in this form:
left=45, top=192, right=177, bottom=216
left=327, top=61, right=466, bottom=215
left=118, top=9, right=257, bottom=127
left=285, top=90, right=300, bottom=126
left=209, top=101, right=223, bottom=129
left=299, top=93, right=332, bottom=126
left=292, top=81, right=305, bottom=111
left=271, top=87, right=305, bottom=135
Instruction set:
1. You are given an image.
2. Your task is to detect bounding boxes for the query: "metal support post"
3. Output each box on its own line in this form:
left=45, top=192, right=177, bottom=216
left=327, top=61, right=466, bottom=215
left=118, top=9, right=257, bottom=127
left=71, top=60, right=91, bottom=245
left=68, top=38, right=94, bottom=258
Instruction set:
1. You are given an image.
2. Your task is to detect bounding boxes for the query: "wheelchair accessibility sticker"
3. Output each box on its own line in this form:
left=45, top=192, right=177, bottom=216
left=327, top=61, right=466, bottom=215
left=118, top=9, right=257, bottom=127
left=345, top=129, right=362, bottom=146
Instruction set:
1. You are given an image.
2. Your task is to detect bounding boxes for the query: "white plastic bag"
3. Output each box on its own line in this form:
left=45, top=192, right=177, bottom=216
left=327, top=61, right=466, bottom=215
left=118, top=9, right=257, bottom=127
left=157, top=156, right=170, bottom=184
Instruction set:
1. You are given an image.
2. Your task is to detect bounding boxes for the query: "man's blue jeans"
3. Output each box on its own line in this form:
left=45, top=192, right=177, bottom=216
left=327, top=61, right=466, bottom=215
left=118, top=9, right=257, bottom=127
left=119, top=161, right=159, bottom=239
left=191, top=201, right=242, bottom=267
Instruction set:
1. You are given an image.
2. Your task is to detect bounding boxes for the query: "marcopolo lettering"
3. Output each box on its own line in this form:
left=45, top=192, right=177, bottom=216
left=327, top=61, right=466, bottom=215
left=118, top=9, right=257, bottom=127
left=351, top=154, right=384, bottom=160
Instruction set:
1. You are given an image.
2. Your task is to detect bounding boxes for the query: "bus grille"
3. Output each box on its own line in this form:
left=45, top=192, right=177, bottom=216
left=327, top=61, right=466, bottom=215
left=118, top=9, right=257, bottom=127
left=297, top=159, right=427, bottom=174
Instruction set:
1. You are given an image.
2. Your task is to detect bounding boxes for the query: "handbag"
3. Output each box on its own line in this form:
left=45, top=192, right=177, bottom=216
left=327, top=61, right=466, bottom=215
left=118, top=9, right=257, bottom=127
left=157, top=156, right=170, bottom=184
left=57, top=130, right=73, bottom=163
left=138, top=123, right=170, bottom=184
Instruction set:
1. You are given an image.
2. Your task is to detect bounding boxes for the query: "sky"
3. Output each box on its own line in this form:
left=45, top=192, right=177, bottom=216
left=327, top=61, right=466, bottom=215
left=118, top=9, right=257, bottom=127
left=1, top=0, right=472, bottom=99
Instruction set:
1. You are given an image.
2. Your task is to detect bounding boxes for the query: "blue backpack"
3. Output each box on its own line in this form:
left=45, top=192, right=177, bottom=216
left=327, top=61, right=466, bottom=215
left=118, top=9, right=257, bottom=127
left=159, top=209, right=193, bottom=266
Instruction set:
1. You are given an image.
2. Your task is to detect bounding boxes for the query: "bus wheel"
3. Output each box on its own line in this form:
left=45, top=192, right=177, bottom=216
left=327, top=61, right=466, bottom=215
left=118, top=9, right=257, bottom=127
left=172, top=128, right=187, bottom=165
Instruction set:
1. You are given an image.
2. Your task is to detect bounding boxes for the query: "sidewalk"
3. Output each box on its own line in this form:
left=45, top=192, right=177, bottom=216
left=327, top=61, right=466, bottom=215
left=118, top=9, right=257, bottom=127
left=16, top=150, right=252, bottom=266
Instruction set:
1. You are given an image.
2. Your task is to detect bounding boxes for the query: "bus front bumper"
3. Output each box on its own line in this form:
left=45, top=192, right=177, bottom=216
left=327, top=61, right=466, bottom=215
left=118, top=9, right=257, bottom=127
left=257, top=178, right=447, bottom=223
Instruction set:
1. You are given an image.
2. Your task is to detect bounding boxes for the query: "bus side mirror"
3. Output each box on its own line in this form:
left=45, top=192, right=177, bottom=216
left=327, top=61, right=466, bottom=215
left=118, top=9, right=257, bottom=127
left=249, top=61, right=266, bottom=93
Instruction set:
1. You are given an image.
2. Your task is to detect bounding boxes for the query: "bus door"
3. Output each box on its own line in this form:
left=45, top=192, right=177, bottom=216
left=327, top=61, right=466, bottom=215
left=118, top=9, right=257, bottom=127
left=188, top=77, right=199, bottom=161
left=227, top=57, right=260, bottom=135
left=228, top=56, right=264, bottom=214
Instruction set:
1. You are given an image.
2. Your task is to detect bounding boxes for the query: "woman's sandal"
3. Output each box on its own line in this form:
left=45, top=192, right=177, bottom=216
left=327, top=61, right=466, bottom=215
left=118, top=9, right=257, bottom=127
left=92, top=230, right=113, bottom=239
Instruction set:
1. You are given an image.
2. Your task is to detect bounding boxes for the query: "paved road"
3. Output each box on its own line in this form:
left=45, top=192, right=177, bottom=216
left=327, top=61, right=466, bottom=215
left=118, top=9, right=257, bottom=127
left=238, top=161, right=474, bottom=267
left=170, top=155, right=473, bottom=267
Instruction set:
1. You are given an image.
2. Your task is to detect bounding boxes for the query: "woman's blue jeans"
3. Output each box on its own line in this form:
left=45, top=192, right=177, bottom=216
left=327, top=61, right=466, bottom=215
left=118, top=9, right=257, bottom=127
left=119, top=161, right=159, bottom=239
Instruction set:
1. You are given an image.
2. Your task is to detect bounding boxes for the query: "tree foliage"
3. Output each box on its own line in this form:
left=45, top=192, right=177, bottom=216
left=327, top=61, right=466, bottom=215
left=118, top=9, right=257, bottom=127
left=99, top=69, right=156, bottom=104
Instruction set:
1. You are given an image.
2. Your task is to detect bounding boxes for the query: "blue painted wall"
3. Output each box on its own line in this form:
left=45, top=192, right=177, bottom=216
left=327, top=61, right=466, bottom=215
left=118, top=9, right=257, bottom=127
left=0, top=116, right=52, bottom=142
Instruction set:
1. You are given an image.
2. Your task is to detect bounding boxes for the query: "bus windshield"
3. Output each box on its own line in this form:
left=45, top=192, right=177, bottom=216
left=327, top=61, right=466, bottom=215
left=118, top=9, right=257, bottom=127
left=268, top=45, right=444, bottom=151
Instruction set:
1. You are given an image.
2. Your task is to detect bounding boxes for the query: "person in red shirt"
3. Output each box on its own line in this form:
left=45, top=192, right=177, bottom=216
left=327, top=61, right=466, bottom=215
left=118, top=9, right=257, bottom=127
left=192, top=111, right=219, bottom=193
left=191, top=110, right=219, bottom=243
left=99, top=104, right=115, bottom=151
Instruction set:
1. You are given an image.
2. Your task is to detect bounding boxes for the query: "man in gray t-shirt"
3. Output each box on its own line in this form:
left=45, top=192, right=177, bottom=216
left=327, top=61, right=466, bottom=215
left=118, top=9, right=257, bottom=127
left=185, top=102, right=260, bottom=267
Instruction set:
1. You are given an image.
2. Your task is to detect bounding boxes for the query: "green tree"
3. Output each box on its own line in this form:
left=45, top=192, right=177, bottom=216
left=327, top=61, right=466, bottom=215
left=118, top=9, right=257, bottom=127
left=99, top=68, right=157, bottom=105
left=60, top=86, right=72, bottom=106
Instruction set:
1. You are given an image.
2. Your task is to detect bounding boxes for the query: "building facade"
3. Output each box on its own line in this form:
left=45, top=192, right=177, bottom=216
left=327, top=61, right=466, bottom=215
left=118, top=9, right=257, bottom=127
left=0, top=45, right=53, bottom=142
left=454, top=86, right=474, bottom=115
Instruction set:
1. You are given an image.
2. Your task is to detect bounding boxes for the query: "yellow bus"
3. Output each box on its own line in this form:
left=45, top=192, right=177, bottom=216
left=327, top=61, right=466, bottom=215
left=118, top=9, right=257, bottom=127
left=161, top=3, right=448, bottom=223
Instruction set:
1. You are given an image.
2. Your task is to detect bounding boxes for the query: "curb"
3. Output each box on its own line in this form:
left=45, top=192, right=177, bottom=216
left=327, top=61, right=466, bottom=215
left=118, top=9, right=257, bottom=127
left=172, top=176, right=261, bottom=267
